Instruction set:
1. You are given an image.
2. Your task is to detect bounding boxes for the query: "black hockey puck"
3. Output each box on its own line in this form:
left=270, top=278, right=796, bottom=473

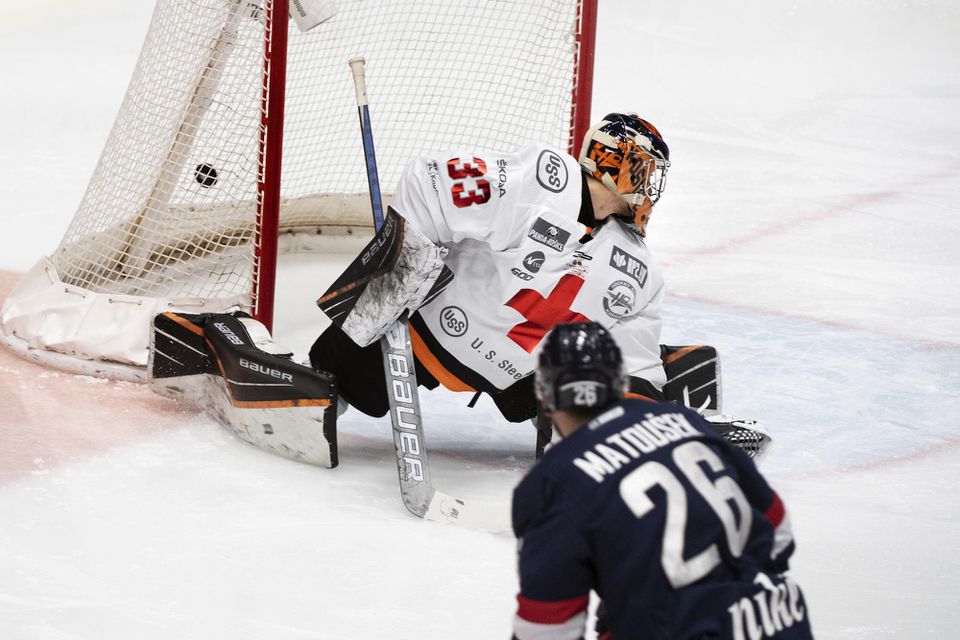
left=194, top=163, right=219, bottom=187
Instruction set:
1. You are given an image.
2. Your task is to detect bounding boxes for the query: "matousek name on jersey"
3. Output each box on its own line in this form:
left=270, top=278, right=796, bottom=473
left=573, top=407, right=700, bottom=482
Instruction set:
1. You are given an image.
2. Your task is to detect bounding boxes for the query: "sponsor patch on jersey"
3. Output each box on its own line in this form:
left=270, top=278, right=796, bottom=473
left=426, top=159, right=440, bottom=193
left=563, top=250, right=593, bottom=278
left=610, top=245, right=649, bottom=288
left=602, top=280, right=639, bottom=320
left=496, top=158, right=508, bottom=197
left=512, top=250, right=545, bottom=281
left=438, top=305, right=469, bottom=337
left=528, top=217, right=570, bottom=252
left=510, top=268, right=534, bottom=281
left=536, top=149, right=568, bottom=193
left=522, top=251, right=545, bottom=273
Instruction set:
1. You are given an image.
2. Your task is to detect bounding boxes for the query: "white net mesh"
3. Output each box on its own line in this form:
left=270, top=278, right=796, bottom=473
left=51, top=0, right=585, bottom=304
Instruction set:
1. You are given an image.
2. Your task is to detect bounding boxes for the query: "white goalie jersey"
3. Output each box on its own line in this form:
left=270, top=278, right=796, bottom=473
left=392, top=144, right=666, bottom=395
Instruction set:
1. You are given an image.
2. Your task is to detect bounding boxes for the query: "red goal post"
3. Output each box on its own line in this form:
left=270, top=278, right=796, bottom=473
left=0, top=0, right=597, bottom=380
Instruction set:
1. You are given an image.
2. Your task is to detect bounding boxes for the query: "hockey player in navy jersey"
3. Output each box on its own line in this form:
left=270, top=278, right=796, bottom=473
left=511, top=322, right=812, bottom=640
left=312, top=113, right=672, bottom=422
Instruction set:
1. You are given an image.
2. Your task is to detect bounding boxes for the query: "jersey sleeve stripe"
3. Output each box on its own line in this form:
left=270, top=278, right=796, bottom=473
left=408, top=312, right=497, bottom=393
left=408, top=322, right=475, bottom=392
left=763, top=492, right=796, bottom=561
left=764, top=492, right=785, bottom=527
left=516, top=594, right=589, bottom=624
left=513, top=611, right=587, bottom=640
left=770, top=507, right=795, bottom=560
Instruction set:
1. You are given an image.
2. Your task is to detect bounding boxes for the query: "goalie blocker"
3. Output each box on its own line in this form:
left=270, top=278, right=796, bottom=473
left=149, top=311, right=339, bottom=468
left=317, top=206, right=450, bottom=348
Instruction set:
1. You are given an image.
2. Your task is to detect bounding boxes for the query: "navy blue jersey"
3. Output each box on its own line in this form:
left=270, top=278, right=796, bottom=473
left=511, top=400, right=812, bottom=640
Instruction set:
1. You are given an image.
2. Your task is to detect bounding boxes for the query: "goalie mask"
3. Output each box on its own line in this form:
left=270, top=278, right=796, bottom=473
left=578, top=113, right=670, bottom=236
left=536, top=322, right=625, bottom=412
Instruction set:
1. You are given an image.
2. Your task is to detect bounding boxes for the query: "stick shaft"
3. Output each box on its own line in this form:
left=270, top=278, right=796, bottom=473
left=347, top=57, right=385, bottom=230
left=347, top=56, right=436, bottom=518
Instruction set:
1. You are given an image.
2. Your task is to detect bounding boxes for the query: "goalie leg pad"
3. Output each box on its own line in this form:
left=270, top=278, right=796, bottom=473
left=660, top=344, right=722, bottom=414
left=150, top=311, right=339, bottom=468
left=659, top=344, right=773, bottom=462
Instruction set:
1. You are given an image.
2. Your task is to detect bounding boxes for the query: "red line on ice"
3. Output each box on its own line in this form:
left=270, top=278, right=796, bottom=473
left=661, top=163, right=960, bottom=349
left=662, top=164, right=960, bottom=268
left=0, top=271, right=191, bottom=485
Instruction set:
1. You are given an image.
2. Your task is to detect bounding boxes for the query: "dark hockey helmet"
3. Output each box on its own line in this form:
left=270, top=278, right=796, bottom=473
left=578, top=113, right=670, bottom=236
left=536, top=322, right=626, bottom=412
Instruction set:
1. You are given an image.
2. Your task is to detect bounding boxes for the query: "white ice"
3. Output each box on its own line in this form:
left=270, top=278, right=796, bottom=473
left=1, top=1, right=958, bottom=638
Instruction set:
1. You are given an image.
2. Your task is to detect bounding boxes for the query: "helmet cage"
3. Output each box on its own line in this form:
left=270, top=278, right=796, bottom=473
left=610, top=139, right=669, bottom=207
left=579, top=113, right=670, bottom=235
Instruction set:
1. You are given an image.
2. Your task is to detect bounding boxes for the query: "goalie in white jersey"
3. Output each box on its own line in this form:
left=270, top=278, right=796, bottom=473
left=312, top=113, right=671, bottom=422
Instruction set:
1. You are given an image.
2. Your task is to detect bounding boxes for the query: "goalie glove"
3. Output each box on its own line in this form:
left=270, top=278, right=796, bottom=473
left=317, top=207, right=451, bottom=347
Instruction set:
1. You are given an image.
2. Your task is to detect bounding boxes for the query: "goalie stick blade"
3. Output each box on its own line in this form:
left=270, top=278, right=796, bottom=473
left=423, top=490, right=512, bottom=534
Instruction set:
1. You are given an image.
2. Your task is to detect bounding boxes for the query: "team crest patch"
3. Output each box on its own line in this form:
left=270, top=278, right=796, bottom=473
left=536, top=150, right=568, bottom=193
left=603, top=280, right=639, bottom=320
left=528, top=217, right=570, bottom=252
left=610, top=245, right=648, bottom=288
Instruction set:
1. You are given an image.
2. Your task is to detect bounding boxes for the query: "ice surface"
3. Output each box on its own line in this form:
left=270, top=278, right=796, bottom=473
left=1, top=1, right=958, bottom=638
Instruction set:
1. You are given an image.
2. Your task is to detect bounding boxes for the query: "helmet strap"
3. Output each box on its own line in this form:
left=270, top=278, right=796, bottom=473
left=600, top=172, right=618, bottom=194
left=577, top=172, right=599, bottom=228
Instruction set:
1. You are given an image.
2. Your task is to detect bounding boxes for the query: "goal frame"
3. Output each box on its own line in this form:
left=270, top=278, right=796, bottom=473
left=0, top=0, right=598, bottom=381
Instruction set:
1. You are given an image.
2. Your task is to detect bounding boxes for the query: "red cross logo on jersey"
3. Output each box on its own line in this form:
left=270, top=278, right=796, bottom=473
left=505, top=274, right=590, bottom=353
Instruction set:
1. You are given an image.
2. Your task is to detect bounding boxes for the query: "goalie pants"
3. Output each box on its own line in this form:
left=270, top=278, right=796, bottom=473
left=308, top=324, right=539, bottom=422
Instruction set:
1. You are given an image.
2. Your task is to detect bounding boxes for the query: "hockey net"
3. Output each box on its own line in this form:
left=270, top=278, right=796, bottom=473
left=0, top=0, right=596, bottom=379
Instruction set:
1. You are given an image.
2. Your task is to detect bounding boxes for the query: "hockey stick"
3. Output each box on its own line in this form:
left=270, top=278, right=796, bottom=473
left=347, top=58, right=507, bottom=530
